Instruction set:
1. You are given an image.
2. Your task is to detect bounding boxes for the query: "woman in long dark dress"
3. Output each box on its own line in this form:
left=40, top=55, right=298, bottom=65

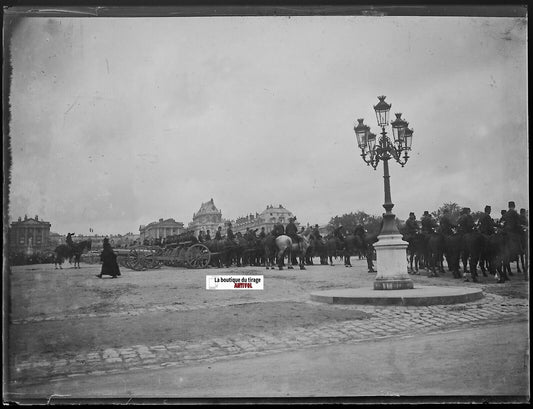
left=97, top=238, right=121, bottom=278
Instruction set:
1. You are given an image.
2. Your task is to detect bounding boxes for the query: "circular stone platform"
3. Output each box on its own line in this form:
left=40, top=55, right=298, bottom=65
left=310, top=285, right=483, bottom=306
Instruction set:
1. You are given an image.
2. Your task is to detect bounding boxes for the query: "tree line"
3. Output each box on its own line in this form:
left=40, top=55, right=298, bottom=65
left=327, top=202, right=493, bottom=236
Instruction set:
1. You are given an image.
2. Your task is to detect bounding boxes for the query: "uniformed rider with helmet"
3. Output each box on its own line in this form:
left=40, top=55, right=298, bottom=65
left=66, top=232, right=75, bottom=248
left=437, top=208, right=455, bottom=235
left=226, top=223, right=236, bottom=244
left=312, top=224, right=322, bottom=241
left=457, top=207, right=474, bottom=235
left=215, top=226, right=223, bottom=240
left=285, top=217, right=299, bottom=244
left=421, top=211, right=437, bottom=235
left=478, top=205, right=495, bottom=236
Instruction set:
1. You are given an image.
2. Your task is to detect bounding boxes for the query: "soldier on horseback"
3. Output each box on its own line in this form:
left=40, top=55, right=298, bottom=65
left=478, top=205, right=495, bottom=236
left=437, top=208, right=455, bottom=235
left=457, top=207, right=474, bottom=235
left=226, top=223, right=236, bottom=244
left=519, top=208, right=528, bottom=229
left=502, top=201, right=522, bottom=235
left=404, top=212, right=420, bottom=240
left=333, top=225, right=346, bottom=249
left=286, top=217, right=299, bottom=244
left=312, top=224, right=322, bottom=240
left=66, top=232, right=75, bottom=248
left=421, top=211, right=437, bottom=234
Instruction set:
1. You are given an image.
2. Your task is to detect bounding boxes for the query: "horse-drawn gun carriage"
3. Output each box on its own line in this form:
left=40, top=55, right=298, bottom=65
left=116, top=232, right=211, bottom=271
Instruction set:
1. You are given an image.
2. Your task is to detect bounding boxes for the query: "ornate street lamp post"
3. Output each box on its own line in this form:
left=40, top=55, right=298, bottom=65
left=354, top=96, right=414, bottom=290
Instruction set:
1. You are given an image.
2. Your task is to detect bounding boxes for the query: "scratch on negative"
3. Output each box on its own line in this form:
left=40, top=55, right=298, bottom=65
left=47, top=394, right=72, bottom=404
left=64, top=96, right=80, bottom=116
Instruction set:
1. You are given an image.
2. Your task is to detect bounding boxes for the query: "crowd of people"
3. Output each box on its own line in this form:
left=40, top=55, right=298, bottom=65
left=403, top=201, right=528, bottom=239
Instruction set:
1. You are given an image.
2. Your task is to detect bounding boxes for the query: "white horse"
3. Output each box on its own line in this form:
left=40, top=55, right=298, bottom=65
left=273, top=234, right=309, bottom=270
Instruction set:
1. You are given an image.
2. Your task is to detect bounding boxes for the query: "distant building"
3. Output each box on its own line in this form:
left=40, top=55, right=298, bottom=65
left=9, top=215, right=52, bottom=255
left=139, top=218, right=185, bottom=244
left=188, top=198, right=228, bottom=236
left=233, top=204, right=298, bottom=234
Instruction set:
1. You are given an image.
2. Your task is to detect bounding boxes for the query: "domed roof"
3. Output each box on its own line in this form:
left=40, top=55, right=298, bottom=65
left=259, top=204, right=293, bottom=217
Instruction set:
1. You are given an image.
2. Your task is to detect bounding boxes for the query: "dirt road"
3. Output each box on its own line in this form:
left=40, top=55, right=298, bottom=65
left=4, top=258, right=529, bottom=402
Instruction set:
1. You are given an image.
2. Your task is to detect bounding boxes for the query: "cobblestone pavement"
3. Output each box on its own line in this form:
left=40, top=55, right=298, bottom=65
left=8, top=290, right=528, bottom=387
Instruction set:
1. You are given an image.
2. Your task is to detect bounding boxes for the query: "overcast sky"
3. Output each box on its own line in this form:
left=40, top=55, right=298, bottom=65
left=6, top=13, right=528, bottom=235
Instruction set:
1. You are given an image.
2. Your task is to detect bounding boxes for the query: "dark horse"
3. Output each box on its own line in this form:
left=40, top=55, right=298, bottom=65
left=402, top=232, right=427, bottom=274
left=204, top=238, right=240, bottom=268
left=461, top=231, right=485, bottom=282
left=324, top=234, right=343, bottom=266
left=343, top=227, right=377, bottom=272
left=426, top=233, right=446, bottom=277
left=54, top=240, right=92, bottom=269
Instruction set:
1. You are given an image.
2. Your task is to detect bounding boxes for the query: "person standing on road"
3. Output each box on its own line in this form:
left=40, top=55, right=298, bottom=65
left=97, top=238, right=121, bottom=279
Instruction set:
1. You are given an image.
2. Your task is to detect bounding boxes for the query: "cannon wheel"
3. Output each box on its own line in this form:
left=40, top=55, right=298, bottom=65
left=186, top=244, right=211, bottom=269
left=144, top=247, right=164, bottom=269
left=127, top=248, right=146, bottom=270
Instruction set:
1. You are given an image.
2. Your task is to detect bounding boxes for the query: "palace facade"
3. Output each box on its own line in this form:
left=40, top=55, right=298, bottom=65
left=233, top=204, right=298, bottom=234
left=139, top=218, right=185, bottom=243
left=9, top=215, right=52, bottom=254
left=188, top=198, right=228, bottom=236
left=136, top=199, right=299, bottom=242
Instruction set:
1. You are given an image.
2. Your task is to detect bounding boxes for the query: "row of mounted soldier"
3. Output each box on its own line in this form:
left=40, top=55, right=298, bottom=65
left=401, top=201, right=528, bottom=283
left=57, top=202, right=527, bottom=281
left=138, top=217, right=377, bottom=272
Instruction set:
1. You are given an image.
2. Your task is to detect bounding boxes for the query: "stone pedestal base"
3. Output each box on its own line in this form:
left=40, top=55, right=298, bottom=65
left=373, top=233, right=413, bottom=290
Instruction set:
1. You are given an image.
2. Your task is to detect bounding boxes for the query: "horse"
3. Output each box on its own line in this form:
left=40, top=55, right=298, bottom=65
left=443, top=233, right=463, bottom=279
left=343, top=228, right=377, bottom=272
left=307, top=236, right=328, bottom=265
left=426, top=233, right=446, bottom=277
left=481, top=231, right=507, bottom=282
left=324, top=234, right=343, bottom=266
left=71, top=240, right=92, bottom=268
left=500, top=230, right=525, bottom=279
left=264, top=234, right=308, bottom=270
left=235, top=233, right=262, bottom=266
left=205, top=238, right=239, bottom=268
left=263, top=233, right=279, bottom=269
left=54, top=240, right=92, bottom=269
left=461, top=231, right=485, bottom=282
left=402, top=232, right=427, bottom=274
